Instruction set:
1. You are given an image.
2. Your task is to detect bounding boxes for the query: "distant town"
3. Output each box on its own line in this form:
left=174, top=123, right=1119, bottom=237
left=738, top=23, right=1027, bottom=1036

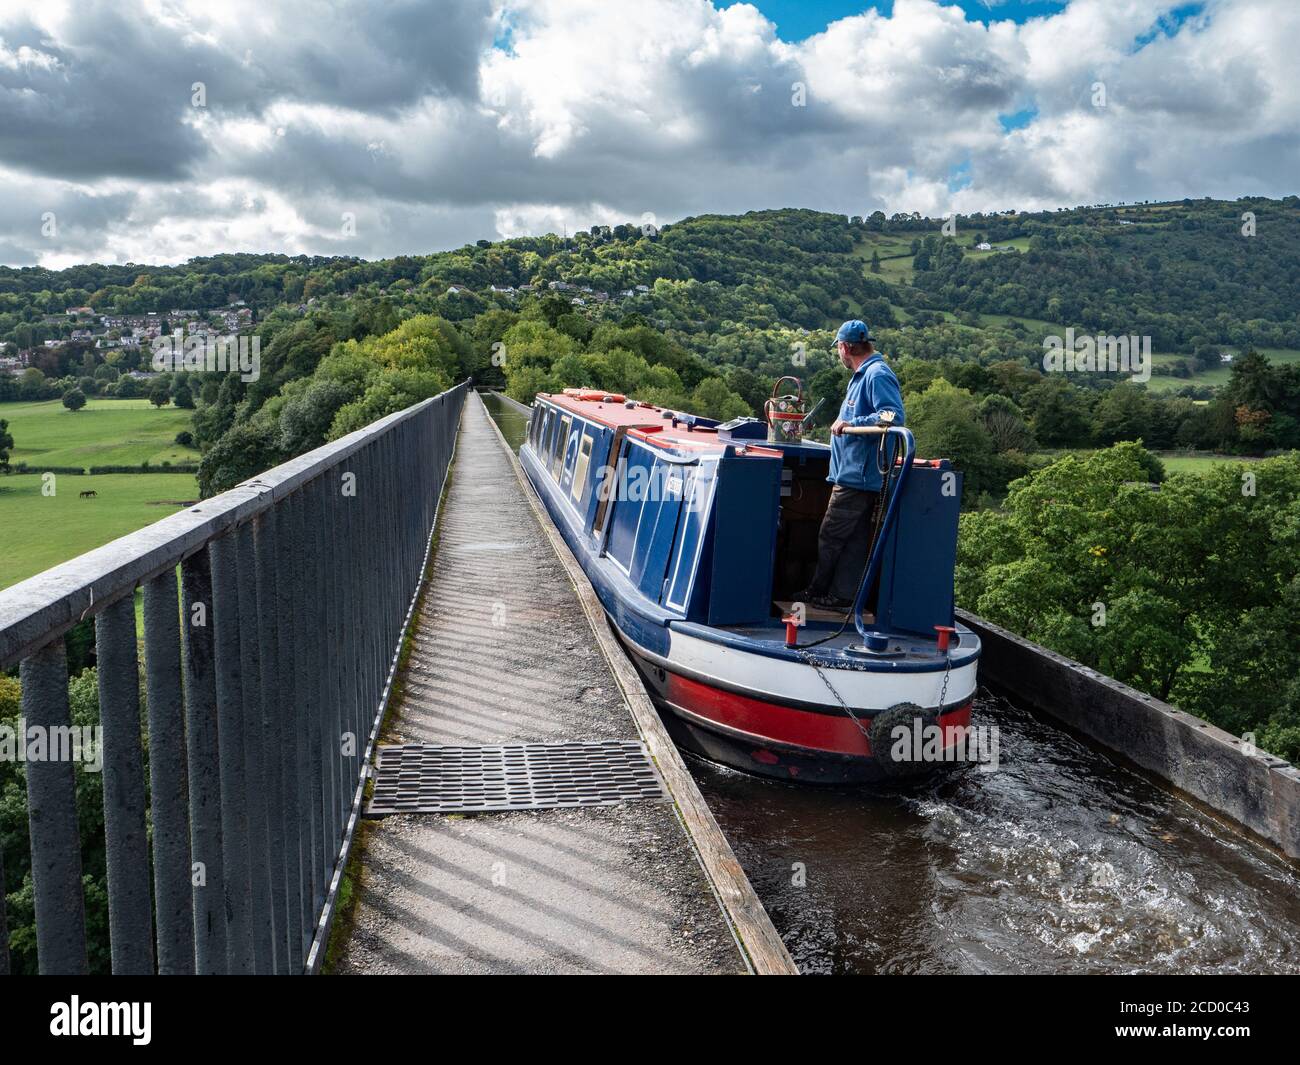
left=0, top=302, right=254, bottom=377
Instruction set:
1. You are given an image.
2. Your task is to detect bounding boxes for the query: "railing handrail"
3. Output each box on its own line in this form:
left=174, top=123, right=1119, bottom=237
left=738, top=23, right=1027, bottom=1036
left=851, top=424, right=916, bottom=641
left=0, top=382, right=469, bottom=669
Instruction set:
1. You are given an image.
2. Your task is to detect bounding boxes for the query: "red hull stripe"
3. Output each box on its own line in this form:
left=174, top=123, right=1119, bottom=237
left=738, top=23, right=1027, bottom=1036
left=665, top=671, right=971, bottom=758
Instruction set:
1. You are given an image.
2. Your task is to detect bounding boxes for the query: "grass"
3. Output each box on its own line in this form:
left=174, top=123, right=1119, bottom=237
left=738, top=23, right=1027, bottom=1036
left=1037, top=448, right=1257, bottom=475
left=0, top=397, right=200, bottom=468
left=852, top=235, right=915, bottom=283
left=976, top=312, right=1066, bottom=336
left=1143, top=348, right=1300, bottom=393
left=0, top=472, right=198, bottom=589
left=1156, top=453, right=1253, bottom=474
left=966, top=235, right=1031, bottom=259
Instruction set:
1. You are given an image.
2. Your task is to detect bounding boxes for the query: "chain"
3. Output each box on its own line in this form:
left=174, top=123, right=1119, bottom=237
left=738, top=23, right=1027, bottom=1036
left=936, top=649, right=952, bottom=714
left=796, top=649, right=874, bottom=742
left=798, top=643, right=954, bottom=743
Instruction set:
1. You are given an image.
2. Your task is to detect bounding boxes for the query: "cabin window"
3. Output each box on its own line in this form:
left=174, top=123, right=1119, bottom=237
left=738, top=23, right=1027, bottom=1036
left=606, top=442, right=654, bottom=572
left=551, top=415, right=571, bottom=480
left=571, top=434, right=593, bottom=503
left=592, top=429, right=626, bottom=535
left=529, top=407, right=541, bottom=447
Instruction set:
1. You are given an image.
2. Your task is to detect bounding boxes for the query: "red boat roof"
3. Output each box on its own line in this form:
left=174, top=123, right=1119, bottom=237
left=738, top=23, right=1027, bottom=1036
left=539, top=390, right=782, bottom=459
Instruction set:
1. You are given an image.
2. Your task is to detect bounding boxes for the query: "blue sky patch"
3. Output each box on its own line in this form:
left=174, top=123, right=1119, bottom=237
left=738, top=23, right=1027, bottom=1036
left=1132, top=3, right=1207, bottom=51
left=740, top=1, right=1069, bottom=40
left=999, top=107, right=1039, bottom=132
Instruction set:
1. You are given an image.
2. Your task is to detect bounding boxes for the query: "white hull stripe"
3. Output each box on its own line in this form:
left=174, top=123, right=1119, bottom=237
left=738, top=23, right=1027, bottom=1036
left=665, top=628, right=978, bottom=712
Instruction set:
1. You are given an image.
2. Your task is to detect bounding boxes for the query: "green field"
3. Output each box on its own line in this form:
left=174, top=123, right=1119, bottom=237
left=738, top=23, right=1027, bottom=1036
left=967, top=236, right=1030, bottom=260
left=0, top=473, right=198, bottom=589
left=1, top=397, right=199, bottom=468
left=1144, top=347, right=1300, bottom=393
left=0, top=398, right=201, bottom=591
left=977, top=312, right=1066, bottom=335
left=853, top=234, right=914, bottom=283
left=1039, top=448, right=1256, bottom=475
left=1154, top=453, right=1254, bottom=474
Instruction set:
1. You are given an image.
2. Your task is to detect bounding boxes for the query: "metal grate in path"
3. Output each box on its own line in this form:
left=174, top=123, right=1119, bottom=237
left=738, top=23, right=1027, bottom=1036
left=366, top=740, right=670, bottom=816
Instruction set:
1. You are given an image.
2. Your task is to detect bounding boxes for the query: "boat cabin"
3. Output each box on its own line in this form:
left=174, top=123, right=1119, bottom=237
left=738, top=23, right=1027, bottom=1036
left=520, top=389, right=963, bottom=641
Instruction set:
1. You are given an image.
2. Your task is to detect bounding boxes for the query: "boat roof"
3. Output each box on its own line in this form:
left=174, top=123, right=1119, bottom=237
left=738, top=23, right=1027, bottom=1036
left=538, top=389, right=783, bottom=459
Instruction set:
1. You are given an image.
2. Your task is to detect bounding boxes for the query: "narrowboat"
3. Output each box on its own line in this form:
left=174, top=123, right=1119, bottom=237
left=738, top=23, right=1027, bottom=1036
left=517, top=388, right=981, bottom=784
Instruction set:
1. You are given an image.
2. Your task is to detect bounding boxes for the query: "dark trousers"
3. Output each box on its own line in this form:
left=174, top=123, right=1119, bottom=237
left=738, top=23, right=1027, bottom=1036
left=809, top=485, right=879, bottom=601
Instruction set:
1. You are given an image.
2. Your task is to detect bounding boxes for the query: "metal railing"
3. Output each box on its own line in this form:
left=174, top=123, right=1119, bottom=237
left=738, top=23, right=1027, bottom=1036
left=842, top=423, right=916, bottom=641
left=0, top=380, right=468, bottom=974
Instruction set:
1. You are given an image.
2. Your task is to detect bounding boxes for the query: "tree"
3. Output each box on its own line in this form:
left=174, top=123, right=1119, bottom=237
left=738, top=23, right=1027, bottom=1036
left=115, top=375, right=143, bottom=399
left=957, top=447, right=1300, bottom=762
left=197, top=420, right=283, bottom=497
left=149, top=381, right=171, bottom=408
left=870, top=251, right=881, bottom=274
left=62, top=388, right=87, bottom=413
left=907, top=379, right=1000, bottom=497
left=979, top=394, right=1035, bottom=453
left=0, top=417, right=12, bottom=470
left=690, top=378, right=751, bottom=421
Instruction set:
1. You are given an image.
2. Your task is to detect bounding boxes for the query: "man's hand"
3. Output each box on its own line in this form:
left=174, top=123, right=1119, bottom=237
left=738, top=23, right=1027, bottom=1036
left=831, top=418, right=847, bottom=436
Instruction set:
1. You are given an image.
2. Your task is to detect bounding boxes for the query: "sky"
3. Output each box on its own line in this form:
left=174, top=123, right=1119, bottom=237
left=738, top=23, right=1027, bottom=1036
left=0, top=0, right=1295, bottom=267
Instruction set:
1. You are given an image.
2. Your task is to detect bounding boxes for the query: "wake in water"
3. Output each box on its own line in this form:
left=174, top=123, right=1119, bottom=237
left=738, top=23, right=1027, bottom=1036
left=689, top=692, right=1300, bottom=975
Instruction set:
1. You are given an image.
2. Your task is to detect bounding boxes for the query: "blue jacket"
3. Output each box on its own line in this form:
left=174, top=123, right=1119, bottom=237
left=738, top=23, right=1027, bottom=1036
left=828, top=354, right=906, bottom=492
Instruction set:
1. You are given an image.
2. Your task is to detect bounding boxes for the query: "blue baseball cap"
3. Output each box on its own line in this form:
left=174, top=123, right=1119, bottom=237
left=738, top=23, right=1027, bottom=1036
left=836, top=319, right=873, bottom=343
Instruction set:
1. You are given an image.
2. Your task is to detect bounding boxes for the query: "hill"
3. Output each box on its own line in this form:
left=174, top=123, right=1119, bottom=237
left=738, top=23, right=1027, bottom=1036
left=3, top=197, right=1300, bottom=498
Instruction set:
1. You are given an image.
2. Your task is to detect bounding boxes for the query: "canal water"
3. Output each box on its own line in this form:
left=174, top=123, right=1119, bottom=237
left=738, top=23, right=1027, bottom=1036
left=484, top=392, right=1300, bottom=975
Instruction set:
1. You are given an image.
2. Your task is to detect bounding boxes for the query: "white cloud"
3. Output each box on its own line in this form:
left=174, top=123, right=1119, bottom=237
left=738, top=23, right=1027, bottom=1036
left=0, top=0, right=1297, bottom=266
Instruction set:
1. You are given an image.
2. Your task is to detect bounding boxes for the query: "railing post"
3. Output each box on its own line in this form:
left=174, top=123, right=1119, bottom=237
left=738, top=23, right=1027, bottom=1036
left=319, top=480, right=344, bottom=867
left=95, top=594, right=155, bottom=974
left=305, top=478, right=329, bottom=908
left=290, top=489, right=317, bottom=966
left=274, top=498, right=305, bottom=972
left=339, top=462, right=362, bottom=799
left=253, top=510, right=290, bottom=974
left=210, top=532, right=254, bottom=974
left=142, top=568, right=195, bottom=974
left=236, top=520, right=275, bottom=974
left=181, top=547, right=227, bottom=974
left=21, top=640, right=88, bottom=974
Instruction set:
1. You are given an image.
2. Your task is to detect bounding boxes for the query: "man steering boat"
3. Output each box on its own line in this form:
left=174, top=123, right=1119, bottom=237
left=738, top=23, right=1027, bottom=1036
left=797, top=319, right=906, bottom=611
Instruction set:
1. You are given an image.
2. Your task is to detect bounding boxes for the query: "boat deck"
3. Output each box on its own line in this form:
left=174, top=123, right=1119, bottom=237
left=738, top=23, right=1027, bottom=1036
left=700, top=618, right=971, bottom=666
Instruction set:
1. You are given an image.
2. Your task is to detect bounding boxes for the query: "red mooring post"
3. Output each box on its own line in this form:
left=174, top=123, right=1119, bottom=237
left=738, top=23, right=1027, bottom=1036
left=783, top=614, right=802, bottom=648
